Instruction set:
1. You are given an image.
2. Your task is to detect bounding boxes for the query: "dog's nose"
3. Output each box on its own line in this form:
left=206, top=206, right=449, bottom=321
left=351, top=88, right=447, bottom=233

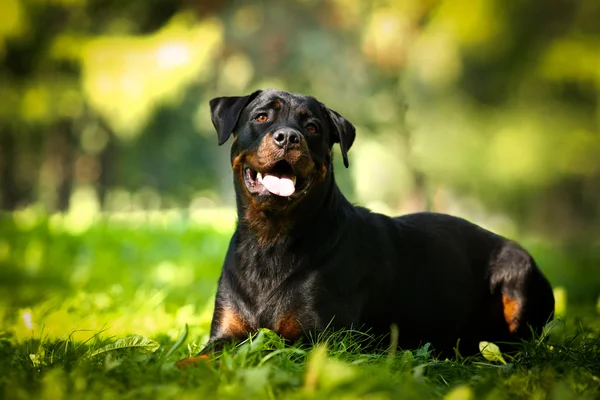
left=273, top=129, right=301, bottom=149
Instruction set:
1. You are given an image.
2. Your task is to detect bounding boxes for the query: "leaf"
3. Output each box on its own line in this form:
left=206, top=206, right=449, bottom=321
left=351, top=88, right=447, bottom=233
left=541, top=319, right=565, bottom=340
left=164, top=324, right=188, bottom=360
left=90, top=335, right=160, bottom=357
left=247, top=329, right=267, bottom=352
left=400, top=350, right=414, bottom=366
left=415, top=343, right=432, bottom=359
left=304, top=345, right=327, bottom=392
left=479, top=341, right=507, bottom=364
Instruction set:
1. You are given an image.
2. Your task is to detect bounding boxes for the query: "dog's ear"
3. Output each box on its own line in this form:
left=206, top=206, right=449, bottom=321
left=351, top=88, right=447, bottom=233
left=209, top=90, right=262, bottom=145
left=325, top=107, right=356, bottom=168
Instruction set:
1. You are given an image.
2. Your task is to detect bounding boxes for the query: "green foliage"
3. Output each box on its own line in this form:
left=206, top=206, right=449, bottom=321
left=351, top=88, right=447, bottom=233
left=1, top=215, right=600, bottom=399
left=478, top=342, right=507, bottom=365
left=2, top=325, right=600, bottom=399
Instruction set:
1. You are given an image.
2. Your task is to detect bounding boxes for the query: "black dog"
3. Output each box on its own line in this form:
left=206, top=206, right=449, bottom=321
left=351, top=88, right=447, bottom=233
left=177, top=89, right=554, bottom=366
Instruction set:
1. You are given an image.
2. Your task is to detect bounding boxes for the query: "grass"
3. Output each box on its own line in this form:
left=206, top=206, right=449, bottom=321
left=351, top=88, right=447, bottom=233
left=1, top=209, right=600, bottom=399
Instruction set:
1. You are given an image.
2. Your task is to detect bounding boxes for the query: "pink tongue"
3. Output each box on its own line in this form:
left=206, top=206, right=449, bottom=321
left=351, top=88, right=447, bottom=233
left=262, top=174, right=296, bottom=197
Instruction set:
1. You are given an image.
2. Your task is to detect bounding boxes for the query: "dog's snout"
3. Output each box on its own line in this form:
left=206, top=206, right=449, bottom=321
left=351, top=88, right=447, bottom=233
left=273, top=129, right=301, bottom=149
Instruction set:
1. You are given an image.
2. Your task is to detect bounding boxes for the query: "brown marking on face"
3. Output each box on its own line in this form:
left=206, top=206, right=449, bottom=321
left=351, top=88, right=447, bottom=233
left=272, top=100, right=281, bottom=110
left=233, top=152, right=259, bottom=213
left=274, top=313, right=303, bottom=341
left=502, top=295, right=521, bottom=334
left=232, top=152, right=244, bottom=171
left=216, top=306, right=250, bottom=339
left=233, top=151, right=262, bottom=207
left=243, top=133, right=286, bottom=170
left=317, top=159, right=329, bottom=184
left=299, top=109, right=308, bottom=116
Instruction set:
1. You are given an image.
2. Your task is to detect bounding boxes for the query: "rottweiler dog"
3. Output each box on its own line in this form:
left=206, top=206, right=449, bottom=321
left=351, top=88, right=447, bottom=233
left=177, top=89, right=554, bottom=367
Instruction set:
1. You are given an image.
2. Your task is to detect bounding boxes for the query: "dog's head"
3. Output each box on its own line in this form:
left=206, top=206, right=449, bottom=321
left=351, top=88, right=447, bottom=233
left=210, top=89, right=355, bottom=213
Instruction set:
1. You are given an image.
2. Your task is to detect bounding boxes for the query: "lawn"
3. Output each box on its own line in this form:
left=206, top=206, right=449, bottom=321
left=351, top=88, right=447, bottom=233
left=1, top=209, right=599, bottom=399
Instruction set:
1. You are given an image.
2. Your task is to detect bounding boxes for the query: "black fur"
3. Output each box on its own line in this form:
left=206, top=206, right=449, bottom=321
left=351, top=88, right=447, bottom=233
left=181, top=89, right=555, bottom=364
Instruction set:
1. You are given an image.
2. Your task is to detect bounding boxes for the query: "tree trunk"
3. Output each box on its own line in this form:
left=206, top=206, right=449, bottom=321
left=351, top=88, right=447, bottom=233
left=0, top=127, right=19, bottom=210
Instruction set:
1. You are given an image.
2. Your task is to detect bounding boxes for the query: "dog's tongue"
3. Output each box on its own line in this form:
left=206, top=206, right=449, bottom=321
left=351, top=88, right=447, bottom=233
left=262, top=173, right=295, bottom=197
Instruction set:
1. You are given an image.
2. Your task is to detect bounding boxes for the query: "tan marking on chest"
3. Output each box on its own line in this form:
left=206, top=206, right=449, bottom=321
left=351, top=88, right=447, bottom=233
left=218, top=307, right=251, bottom=338
left=274, top=313, right=303, bottom=341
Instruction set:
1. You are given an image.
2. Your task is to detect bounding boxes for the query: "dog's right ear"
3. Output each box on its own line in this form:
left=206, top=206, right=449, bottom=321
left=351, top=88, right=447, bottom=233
left=209, top=90, right=262, bottom=145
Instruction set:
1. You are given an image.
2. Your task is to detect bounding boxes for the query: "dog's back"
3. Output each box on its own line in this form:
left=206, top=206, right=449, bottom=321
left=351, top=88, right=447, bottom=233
left=349, top=211, right=555, bottom=354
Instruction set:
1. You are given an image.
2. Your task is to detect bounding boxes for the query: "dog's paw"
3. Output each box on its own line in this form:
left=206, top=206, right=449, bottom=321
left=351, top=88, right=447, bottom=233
left=175, top=354, right=210, bottom=369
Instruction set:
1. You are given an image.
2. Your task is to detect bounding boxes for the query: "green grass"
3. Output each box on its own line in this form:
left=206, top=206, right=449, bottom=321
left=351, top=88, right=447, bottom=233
left=1, top=210, right=600, bottom=399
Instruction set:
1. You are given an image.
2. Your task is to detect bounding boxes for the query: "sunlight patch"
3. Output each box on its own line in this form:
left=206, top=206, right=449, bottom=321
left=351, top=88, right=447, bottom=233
left=20, top=308, right=34, bottom=330
left=444, top=385, right=474, bottom=400
left=553, top=287, right=567, bottom=317
left=64, top=186, right=100, bottom=234
left=154, top=261, right=194, bottom=286
left=13, top=207, right=41, bottom=231
left=82, top=14, right=223, bottom=138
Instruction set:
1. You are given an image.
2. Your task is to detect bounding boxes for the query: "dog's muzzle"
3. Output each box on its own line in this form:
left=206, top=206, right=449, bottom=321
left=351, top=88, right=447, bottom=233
left=244, top=160, right=297, bottom=197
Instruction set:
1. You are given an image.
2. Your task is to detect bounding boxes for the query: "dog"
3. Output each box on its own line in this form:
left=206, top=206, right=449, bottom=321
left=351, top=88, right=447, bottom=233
left=176, top=89, right=554, bottom=367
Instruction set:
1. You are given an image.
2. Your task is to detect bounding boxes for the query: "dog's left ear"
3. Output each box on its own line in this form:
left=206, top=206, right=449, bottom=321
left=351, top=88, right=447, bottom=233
left=209, top=90, right=262, bottom=145
left=325, top=107, right=356, bottom=168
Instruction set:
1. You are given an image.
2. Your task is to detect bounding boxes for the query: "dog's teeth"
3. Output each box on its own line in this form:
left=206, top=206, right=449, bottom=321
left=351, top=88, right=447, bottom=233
left=257, top=172, right=263, bottom=183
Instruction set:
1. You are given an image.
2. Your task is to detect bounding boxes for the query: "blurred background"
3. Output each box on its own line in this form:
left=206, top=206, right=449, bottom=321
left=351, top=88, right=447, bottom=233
left=0, top=0, right=598, bottom=341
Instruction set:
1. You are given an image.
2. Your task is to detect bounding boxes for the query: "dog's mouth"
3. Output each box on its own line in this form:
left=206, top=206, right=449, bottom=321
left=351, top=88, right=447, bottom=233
left=243, top=160, right=303, bottom=198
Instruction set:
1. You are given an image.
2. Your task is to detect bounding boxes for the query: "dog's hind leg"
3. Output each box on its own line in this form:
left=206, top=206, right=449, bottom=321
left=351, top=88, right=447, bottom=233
left=489, top=242, right=555, bottom=340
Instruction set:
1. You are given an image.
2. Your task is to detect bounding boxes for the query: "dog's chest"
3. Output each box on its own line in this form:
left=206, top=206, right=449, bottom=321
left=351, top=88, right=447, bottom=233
left=255, top=280, right=320, bottom=338
left=231, top=265, right=322, bottom=340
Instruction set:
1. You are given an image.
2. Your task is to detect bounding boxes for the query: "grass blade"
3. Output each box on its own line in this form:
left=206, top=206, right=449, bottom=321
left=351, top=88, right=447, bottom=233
left=164, top=324, right=189, bottom=360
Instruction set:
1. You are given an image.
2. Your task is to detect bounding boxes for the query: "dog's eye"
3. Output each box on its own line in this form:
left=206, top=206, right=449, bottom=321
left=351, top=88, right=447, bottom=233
left=255, top=113, right=269, bottom=123
left=306, top=124, right=318, bottom=134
